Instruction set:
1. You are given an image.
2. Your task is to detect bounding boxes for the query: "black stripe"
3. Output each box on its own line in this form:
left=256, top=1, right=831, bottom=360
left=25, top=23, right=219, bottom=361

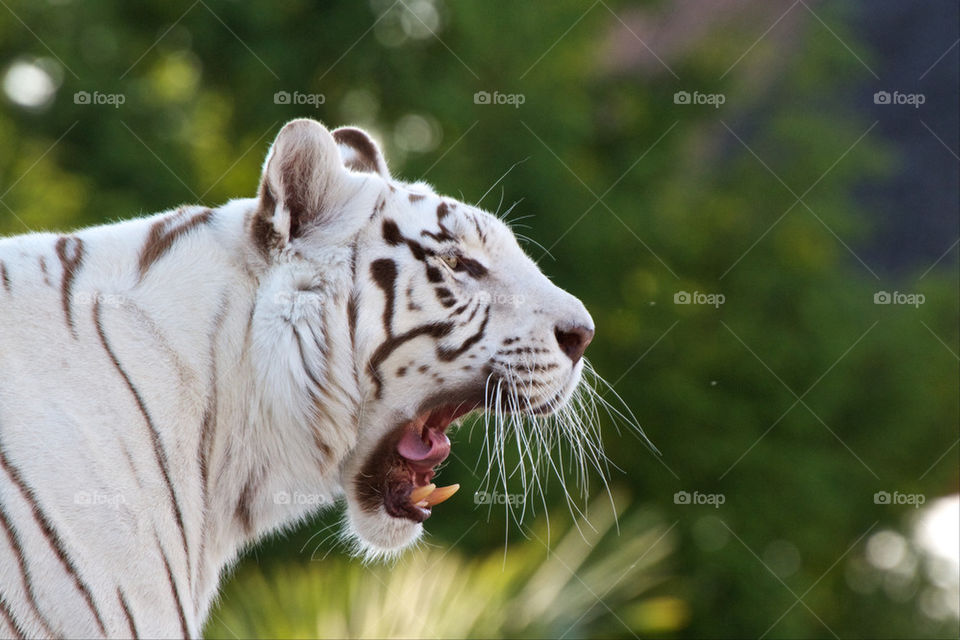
left=293, top=326, right=326, bottom=391
left=196, top=297, right=228, bottom=607
left=467, top=301, right=481, bottom=322
left=421, top=228, right=455, bottom=243
left=37, top=256, right=50, bottom=286
left=381, top=220, right=403, bottom=246
left=54, top=236, right=85, bottom=339
left=374, top=194, right=386, bottom=215
left=290, top=324, right=339, bottom=446
left=234, top=474, right=256, bottom=534
left=310, top=315, right=352, bottom=419
left=370, top=259, right=398, bottom=335
left=0, top=595, right=26, bottom=640
left=347, top=292, right=359, bottom=348
left=117, top=587, right=139, bottom=639
left=156, top=533, right=190, bottom=638
left=434, top=287, right=455, bottom=307
left=0, top=446, right=106, bottom=634
left=382, top=220, right=435, bottom=262
left=138, top=209, right=213, bottom=280
left=468, top=213, right=484, bottom=240
left=367, top=322, right=454, bottom=398
left=93, top=298, right=192, bottom=584
left=347, top=240, right=360, bottom=353
left=121, top=444, right=145, bottom=489
left=0, top=500, right=54, bottom=636
left=347, top=241, right=363, bottom=419
left=438, top=306, right=490, bottom=361
left=252, top=185, right=282, bottom=258
left=0, top=261, right=10, bottom=293
left=425, top=266, right=442, bottom=283
left=455, top=256, right=488, bottom=278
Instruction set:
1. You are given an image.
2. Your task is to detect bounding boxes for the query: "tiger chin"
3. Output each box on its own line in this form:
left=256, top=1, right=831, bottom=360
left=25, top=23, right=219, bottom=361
left=0, top=118, right=593, bottom=637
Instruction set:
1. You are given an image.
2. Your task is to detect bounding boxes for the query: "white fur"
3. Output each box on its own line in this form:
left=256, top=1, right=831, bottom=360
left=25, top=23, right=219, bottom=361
left=0, top=119, right=593, bottom=637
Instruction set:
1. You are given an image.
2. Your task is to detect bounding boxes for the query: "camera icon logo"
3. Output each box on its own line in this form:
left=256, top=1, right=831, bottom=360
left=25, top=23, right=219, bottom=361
left=274, top=91, right=291, bottom=105
left=873, top=291, right=891, bottom=304
left=873, top=91, right=891, bottom=105
left=873, top=491, right=891, bottom=504
left=674, top=91, right=691, bottom=105
left=273, top=491, right=291, bottom=505
left=474, top=91, right=491, bottom=105
left=674, top=490, right=691, bottom=504
left=74, top=91, right=91, bottom=105
left=674, top=291, right=692, bottom=304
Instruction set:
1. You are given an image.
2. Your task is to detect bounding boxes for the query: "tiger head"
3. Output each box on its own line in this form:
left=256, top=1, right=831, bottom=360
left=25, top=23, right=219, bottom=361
left=252, top=120, right=594, bottom=557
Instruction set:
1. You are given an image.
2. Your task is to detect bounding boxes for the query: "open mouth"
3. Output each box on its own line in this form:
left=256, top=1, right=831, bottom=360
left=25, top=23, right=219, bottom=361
left=357, top=402, right=479, bottom=523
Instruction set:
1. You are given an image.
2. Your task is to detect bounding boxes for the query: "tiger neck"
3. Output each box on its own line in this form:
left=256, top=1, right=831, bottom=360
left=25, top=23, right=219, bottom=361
left=194, top=198, right=362, bottom=617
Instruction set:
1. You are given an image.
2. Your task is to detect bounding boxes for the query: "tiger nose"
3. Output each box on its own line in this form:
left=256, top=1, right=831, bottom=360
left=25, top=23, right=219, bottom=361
left=554, top=323, right=594, bottom=364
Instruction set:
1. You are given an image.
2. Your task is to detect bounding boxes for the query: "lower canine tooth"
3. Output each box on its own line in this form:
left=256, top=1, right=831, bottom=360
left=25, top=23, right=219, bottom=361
left=409, top=484, right=436, bottom=504
left=423, top=484, right=460, bottom=507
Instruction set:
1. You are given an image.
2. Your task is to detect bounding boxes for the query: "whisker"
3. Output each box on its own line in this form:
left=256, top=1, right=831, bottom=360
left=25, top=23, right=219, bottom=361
left=470, top=342, right=651, bottom=553
left=476, top=158, right=527, bottom=210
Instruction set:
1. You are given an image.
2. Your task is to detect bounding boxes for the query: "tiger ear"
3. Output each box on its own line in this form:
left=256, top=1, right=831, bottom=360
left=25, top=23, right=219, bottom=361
left=256, top=118, right=347, bottom=244
left=332, top=126, right=390, bottom=179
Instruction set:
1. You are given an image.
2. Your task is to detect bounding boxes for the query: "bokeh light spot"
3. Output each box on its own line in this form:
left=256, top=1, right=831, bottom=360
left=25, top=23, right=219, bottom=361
left=2, top=59, right=60, bottom=109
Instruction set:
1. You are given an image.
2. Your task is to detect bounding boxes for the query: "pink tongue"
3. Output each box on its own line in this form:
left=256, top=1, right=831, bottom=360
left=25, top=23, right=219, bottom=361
left=397, top=425, right=450, bottom=472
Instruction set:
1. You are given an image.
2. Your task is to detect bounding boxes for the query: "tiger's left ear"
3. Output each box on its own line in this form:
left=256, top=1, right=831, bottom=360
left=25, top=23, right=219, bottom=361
left=332, top=126, right=390, bottom=179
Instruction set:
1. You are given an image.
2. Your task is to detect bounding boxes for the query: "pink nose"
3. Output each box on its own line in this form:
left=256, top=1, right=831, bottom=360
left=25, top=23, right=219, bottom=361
left=554, top=324, right=594, bottom=363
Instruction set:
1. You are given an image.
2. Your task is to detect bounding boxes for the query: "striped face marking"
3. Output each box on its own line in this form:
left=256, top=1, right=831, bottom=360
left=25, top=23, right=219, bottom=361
left=344, top=166, right=595, bottom=541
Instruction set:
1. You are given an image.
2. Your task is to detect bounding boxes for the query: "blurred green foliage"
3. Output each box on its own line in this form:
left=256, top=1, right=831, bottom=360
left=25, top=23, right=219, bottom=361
left=207, top=496, right=679, bottom=638
left=1, top=1, right=956, bottom=638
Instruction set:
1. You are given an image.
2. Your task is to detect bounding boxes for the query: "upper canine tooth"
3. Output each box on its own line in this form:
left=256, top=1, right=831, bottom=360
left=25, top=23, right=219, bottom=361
left=423, top=484, right=460, bottom=507
left=409, top=484, right=436, bottom=504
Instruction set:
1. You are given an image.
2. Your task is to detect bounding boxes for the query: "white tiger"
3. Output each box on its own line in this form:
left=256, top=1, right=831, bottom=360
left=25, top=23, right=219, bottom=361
left=0, top=119, right=595, bottom=637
